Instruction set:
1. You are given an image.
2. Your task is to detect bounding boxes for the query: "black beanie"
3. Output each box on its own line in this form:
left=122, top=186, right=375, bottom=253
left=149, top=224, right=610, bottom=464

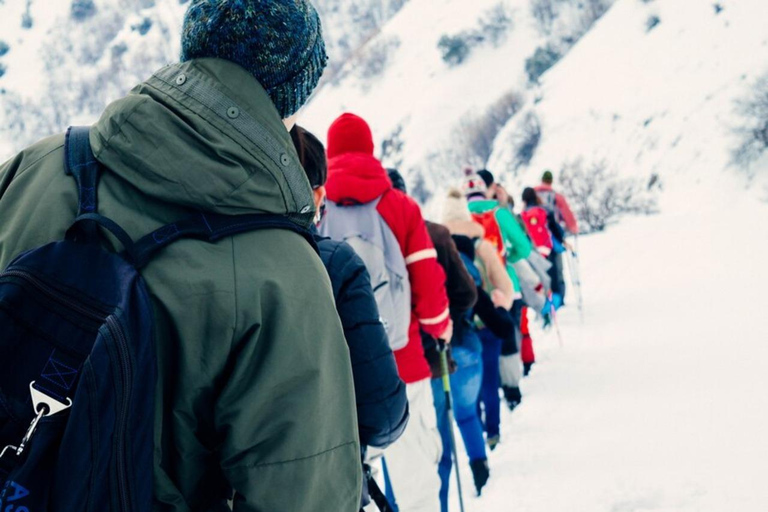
left=477, top=169, right=494, bottom=187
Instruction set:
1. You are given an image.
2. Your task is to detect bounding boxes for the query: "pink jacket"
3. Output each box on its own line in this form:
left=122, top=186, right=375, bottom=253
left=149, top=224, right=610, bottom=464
left=535, top=183, right=578, bottom=234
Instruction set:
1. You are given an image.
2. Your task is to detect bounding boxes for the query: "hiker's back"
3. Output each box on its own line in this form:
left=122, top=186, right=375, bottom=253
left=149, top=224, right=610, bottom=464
left=521, top=207, right=554, bottom=255
left=0, top=60, right=361, bottom=512
left=320, top=193, right=412, bottom=351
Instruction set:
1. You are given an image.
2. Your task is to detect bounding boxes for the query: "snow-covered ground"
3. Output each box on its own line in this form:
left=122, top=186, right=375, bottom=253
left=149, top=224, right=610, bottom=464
left=442, top=175, right=768, bottom=512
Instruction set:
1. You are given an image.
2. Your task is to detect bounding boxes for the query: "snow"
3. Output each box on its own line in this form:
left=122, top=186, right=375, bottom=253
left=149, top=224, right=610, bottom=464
left=430, top=174, right=768, bottom=512
left=2, top=0, right=768, bottom=508
left=494, top=0, right=768, bottom=190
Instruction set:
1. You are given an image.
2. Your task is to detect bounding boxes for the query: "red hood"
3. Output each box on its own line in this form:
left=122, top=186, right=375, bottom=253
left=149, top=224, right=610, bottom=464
left=536, top=183, right=554, bottom=192
left=326, top=152, right=392, bottom=204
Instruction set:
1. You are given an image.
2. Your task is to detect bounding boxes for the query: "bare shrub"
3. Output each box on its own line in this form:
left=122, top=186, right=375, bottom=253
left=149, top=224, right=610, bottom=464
left=531, top=0, right=558, bottom=35
left=357, top=35, right=400, bottom=80
left=451, top=92, right=525, bottom=167
left=438, top=3, right=513, bottom=66
left=478, top=3, right=514, bottom=47
left=732, top=73, right=768, bottom=174
left=525, top=45, right=561, bottom=83
left=559, top=159, right=658, bottom=232
left=379, top=124, right=405, bottom=169
left=506, top=111, right=542, bottom=169
left=645, top=14, right=661, bottom=32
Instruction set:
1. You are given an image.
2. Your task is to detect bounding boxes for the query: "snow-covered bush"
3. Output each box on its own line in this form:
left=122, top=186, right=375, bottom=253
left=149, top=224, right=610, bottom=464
left=732, top=73, right=768, bottom=173
left=446, top=91, right=525, bottom=168
left=0, top=40, right=9, bottom=57
left=21, top=1, right=33, bottom=29
left=71, top=0, right=97, bottom=21
left=511, top=111, right=541, bottom=168
left=0, top=62, right=6, bottom=79
left=530, top=0, right=558, bottom=35
left=559, top=159, right=658, bottom=232
left=477, top=3, right=514, bottom=47
left=357, top=35, right=400, bottom=81
left=438, top=3, right=513, bottom=66
left=438, top=33, right=473, bottom=67
left=410, top=170, right=433, bottom=204
left=133, top=17, right=153, bottom=36
left=379, top=124, right=405, bottom=169
left=525, top=45, right=561, bottom=83
left=646, top=15, right=661, bottom=32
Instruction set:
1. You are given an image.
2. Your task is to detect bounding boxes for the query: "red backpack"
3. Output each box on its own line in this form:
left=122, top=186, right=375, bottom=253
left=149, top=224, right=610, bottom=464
left=472, top=209, right=506, bottom=263
left=521, top=206, right=553, bottom=256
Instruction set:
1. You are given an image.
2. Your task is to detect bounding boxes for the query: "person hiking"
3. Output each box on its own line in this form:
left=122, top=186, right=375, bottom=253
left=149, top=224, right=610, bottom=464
left=293, top=129, right=410, bottom=510
left=0, top=2, right=363, bottom=510
left=387, top=171, right=486, bottom=509
left=463, top=169, right=538, bottom=433
left=522, top=186, right=568, bottom=313
left=535, top=170, right=579, bottom=235
left=321, top=113, right=451, bottom=512
left=478, top=174, right=549, bottom=377
left=438, top=188, right=516, bottom=502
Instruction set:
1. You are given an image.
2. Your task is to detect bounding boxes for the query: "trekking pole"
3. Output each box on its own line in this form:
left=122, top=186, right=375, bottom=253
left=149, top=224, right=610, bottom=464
left=438, top=341, right=466, bottom=512
left=568, top=236, right=584, bottom=323
left=550, top=299, right=564, bottom=347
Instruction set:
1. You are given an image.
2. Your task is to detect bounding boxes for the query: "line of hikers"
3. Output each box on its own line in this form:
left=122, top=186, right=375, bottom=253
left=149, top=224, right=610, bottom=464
left=0, top=1, right=578, bottom=511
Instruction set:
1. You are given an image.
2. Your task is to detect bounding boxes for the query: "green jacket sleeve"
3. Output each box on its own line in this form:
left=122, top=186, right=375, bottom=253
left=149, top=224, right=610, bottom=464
left=216, top=241, right=362, bottom=512
left=495, top=207, right=532, bottom=263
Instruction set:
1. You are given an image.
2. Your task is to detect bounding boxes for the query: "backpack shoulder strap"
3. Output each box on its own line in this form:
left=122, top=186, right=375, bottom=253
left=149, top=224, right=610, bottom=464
left=65, top=126, right=102, bottom=216
left=132, top=213, right=317, bottom=269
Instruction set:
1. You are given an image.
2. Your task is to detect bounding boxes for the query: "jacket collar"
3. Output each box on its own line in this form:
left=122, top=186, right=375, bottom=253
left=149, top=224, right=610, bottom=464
left=91, top=58, right=314, bottom=226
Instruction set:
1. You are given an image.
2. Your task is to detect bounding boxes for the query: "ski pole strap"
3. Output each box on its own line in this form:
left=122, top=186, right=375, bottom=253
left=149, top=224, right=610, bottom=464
left=366, top=468, right=394, bottom=512
left=132, top=212, right=318, bottom=269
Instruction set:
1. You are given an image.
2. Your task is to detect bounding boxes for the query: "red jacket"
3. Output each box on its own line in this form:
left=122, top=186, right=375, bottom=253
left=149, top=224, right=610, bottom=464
left=535, top=183, right=579, bottom=234
left=325, top=113, right=450, bottom=384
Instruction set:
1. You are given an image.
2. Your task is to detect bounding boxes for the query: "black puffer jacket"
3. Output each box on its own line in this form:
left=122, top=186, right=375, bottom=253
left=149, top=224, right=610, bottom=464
left=314, top=233, right=409, bottom=449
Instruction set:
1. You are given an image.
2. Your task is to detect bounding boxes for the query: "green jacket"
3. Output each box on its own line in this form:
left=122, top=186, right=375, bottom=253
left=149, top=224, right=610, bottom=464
left=0, top=59, right=361, bottom=511
left=468, top=199, right=533, bottom=295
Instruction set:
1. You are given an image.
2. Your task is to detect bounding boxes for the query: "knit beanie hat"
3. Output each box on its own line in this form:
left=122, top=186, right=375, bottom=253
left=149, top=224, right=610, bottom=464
left=326, top=113, right=375, bottom=158
left=443, top=188, right=472, bottom=223
left=180, top=0, right=328, bottom=119
left=461, top=168, right=488, bottom=199
left=477, top=169, right=495, bottom=187
left=542, top=170, right=554, bottom=184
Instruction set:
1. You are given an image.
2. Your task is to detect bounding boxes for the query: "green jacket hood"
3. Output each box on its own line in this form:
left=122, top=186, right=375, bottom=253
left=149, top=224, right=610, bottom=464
left=90, top=58, right=315, bottom=226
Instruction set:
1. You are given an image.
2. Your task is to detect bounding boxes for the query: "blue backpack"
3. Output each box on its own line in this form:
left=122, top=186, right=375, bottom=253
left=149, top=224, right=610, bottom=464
left=0, top=127, right=314, bottom=511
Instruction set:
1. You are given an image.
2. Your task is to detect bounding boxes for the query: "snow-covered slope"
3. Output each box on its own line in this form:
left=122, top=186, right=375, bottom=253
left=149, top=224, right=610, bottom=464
left=491, top=0, right=768, bottom=194
left=432, top=174, right=768, bottom=512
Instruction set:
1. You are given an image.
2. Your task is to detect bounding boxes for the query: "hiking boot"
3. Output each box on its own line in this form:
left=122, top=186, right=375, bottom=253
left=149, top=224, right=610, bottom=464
left=503, top=385, right=522, bottom=411
left=523, top=362, right=534, bottom=377
left=542, top=312, right=552, bottom=329
left=487, top=435, right=500, bottom=451
left=469, top=458, right=490, bottom=495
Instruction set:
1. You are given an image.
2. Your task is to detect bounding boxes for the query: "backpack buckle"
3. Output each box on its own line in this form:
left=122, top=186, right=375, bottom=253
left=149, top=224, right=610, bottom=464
left=8, top=382, right=73, bottom=459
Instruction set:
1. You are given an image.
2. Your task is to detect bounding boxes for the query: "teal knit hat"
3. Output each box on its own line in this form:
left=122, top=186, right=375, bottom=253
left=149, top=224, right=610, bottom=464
left=180, top=0, right=328, bottom=119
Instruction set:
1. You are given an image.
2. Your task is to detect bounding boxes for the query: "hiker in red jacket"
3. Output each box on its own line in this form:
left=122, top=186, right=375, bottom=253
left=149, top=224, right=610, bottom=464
left=323, top=113, right=451, bottom=512
left=535, top=170, right=579, bottom=235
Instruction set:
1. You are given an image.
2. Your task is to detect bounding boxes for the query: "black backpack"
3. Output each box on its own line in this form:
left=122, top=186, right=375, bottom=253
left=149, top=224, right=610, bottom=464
left=0, top=127, right=314, bottom=510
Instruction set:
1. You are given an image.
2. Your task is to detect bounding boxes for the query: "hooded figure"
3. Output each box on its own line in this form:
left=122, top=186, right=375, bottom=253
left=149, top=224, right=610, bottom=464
left=323, top=113, right=450, bottom=512
left=0, top=2, right=362, bottom=510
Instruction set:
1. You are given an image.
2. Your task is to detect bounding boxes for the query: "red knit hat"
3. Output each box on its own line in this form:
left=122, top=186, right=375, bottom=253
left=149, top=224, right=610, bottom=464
left=326, top=113, right=375, bottom=159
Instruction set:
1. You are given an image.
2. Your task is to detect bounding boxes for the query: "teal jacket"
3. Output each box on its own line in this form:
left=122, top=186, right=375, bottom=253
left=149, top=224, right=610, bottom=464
left=468, top=199, right=533, bottom=295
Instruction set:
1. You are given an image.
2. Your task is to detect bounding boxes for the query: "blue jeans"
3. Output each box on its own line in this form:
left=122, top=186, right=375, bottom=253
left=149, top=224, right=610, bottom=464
left=431, top=345, right=485, bottom=512
left=478, top=329, right=502, bottom=438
